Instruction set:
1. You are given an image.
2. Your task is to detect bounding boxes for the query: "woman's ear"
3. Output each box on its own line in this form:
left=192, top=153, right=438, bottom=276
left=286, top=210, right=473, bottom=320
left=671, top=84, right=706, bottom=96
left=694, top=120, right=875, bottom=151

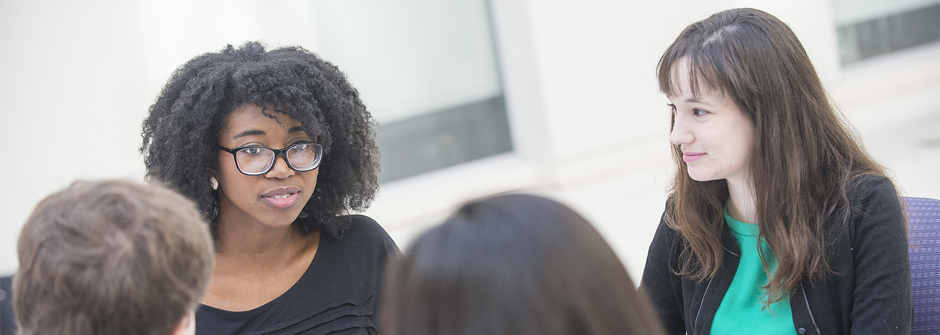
left=168, top=310, right=196, bottom=335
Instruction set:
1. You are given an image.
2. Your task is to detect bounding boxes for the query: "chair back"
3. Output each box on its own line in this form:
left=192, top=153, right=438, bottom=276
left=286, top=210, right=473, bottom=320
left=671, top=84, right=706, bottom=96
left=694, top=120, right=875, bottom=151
left=1, top=275, right=14, bottom=335
left=906, top=196, right=940, bottom=335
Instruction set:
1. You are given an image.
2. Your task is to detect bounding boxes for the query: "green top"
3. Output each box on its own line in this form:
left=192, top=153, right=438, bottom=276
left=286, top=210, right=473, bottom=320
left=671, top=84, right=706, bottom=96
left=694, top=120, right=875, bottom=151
left=710, top=208, right=796, bottom=335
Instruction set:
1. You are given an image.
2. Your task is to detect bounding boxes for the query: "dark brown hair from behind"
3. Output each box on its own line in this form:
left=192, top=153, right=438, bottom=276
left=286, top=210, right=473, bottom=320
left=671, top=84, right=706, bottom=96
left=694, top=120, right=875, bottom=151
left=13, top=179, right=215, bottom=335
left=657, top=8, right=888, bottom=304
left=380, top=193, right=665, bottom=335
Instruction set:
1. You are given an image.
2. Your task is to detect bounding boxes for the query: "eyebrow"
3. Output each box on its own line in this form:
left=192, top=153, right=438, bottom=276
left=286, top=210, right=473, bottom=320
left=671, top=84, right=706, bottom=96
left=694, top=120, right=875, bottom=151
left=232, top=130, right=265, bottom=139
left=232, top=127, right=307, bottom=139
left=685, top=97, right=700, bottom=103
left=685, top=96, right=715, bottom=106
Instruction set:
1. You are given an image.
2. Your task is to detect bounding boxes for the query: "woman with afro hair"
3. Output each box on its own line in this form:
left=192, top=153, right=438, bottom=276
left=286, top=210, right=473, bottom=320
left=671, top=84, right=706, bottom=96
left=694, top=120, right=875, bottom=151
left=141, top=41, right=399, bottom=335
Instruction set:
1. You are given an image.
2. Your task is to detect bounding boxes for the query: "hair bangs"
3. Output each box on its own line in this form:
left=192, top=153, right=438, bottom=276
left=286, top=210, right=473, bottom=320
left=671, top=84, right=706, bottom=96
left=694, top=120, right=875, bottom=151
left=658, top=27, right=739, bottom=100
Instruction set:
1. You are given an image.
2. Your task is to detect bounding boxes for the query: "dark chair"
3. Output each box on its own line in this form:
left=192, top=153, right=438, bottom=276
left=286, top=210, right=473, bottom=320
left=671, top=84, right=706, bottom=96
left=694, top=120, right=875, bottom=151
left=905, top=196, right=940, bottom=335
left=1, top=275, right=14, bottom=335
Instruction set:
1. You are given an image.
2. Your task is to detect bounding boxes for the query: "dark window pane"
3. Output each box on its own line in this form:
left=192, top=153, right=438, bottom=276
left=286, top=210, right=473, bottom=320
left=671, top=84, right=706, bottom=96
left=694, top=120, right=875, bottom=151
left=377, top=95, right=512, bottom=183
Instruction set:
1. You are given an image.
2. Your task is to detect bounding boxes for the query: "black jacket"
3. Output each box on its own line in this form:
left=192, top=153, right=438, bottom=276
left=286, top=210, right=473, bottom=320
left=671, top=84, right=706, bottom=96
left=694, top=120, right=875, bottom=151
left=641, top=175, right=912, bottom=335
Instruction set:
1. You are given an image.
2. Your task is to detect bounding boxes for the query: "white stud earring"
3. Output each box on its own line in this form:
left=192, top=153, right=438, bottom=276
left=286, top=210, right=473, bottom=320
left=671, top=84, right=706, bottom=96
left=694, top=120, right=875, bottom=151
left=210, top=175, right=219, bottom=190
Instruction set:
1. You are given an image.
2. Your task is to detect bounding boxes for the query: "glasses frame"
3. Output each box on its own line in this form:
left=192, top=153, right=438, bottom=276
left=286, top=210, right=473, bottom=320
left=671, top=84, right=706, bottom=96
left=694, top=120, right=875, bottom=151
left=218, top=142, right=323, bottom=176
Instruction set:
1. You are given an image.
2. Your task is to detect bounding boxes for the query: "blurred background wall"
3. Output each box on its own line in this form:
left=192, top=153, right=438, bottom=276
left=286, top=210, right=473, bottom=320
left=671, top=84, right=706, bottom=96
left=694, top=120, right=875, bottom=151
left=1, top=0, right=937, bottom=279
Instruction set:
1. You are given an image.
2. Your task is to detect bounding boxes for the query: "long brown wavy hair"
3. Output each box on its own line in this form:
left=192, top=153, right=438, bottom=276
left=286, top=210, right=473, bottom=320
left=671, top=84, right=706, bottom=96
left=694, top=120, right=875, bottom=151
left=657, top=8, right=888, bottom=304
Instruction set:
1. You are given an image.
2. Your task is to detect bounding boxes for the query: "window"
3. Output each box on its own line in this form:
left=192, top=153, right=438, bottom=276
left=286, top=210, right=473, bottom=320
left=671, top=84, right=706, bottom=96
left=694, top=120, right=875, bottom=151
left=313, top=0, right=512, bottom=182
left=832, top=0, right=940, bottom=63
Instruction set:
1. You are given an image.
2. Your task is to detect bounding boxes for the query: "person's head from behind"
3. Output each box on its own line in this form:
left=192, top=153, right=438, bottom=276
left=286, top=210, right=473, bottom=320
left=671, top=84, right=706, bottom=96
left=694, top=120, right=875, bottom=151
left=381, top=193, right=665, bottom=335
left=13, top=180, right=215, bottom=335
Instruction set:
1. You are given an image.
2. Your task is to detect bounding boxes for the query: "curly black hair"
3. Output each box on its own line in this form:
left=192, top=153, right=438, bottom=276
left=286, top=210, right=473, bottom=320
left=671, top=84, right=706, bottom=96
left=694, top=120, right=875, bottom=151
left=141, top=41, right=379, bottom=238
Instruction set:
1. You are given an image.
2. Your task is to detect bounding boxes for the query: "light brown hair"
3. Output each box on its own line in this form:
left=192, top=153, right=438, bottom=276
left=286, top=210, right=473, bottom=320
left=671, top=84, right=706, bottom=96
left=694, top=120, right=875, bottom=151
left=658, top=8, right=888, bottom=303
left=13, top=180, right=215, bottom=335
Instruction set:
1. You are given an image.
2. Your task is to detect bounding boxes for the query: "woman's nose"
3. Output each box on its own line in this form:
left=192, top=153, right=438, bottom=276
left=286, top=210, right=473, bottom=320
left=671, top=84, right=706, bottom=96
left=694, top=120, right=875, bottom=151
left=669, top=114, right=693, bottom=146
left=265, top=155, right=295, bottom=179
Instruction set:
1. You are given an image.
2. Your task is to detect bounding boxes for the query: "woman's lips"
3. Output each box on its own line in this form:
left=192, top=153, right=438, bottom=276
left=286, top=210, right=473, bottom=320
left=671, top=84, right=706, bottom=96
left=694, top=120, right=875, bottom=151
left=261, top=186, right=301, bottom=209
left=682, top=152, right=705, bottom=162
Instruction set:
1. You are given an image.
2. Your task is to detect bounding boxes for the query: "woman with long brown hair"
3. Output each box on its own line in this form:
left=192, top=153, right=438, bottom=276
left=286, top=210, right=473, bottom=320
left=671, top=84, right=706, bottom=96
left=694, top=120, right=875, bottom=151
left=641, top=8, right=911, bottom=335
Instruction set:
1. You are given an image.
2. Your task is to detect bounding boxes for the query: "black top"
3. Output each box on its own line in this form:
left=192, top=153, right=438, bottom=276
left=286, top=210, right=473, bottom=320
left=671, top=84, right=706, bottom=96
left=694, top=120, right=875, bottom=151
left=196, top=215, right=399, bottom=335
left=641, top=175, right=912, bottom=335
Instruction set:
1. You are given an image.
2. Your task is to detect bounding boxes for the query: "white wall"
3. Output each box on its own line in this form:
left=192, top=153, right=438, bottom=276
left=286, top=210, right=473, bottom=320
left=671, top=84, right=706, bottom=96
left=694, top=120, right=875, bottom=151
left=0, top=0, right=323, bottom=275
left=1, top=0, right=937, bottom=279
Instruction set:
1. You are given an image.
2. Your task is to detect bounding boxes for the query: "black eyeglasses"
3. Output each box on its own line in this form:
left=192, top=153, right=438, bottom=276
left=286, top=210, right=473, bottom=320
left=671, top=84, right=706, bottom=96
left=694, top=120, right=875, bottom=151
left=218, top=142, right=323, bottom=176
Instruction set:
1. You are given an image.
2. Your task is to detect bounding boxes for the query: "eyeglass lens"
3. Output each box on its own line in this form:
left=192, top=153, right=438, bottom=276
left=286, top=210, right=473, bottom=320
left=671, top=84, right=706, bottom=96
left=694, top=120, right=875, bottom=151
left=235, top=143, right=320, bottom=174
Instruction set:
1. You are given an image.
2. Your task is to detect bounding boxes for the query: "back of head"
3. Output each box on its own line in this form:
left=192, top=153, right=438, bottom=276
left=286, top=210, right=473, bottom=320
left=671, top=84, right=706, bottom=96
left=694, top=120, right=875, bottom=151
left=14, top=180, right=215, bottom=335
left=381, top=193, right=665, bottom=335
